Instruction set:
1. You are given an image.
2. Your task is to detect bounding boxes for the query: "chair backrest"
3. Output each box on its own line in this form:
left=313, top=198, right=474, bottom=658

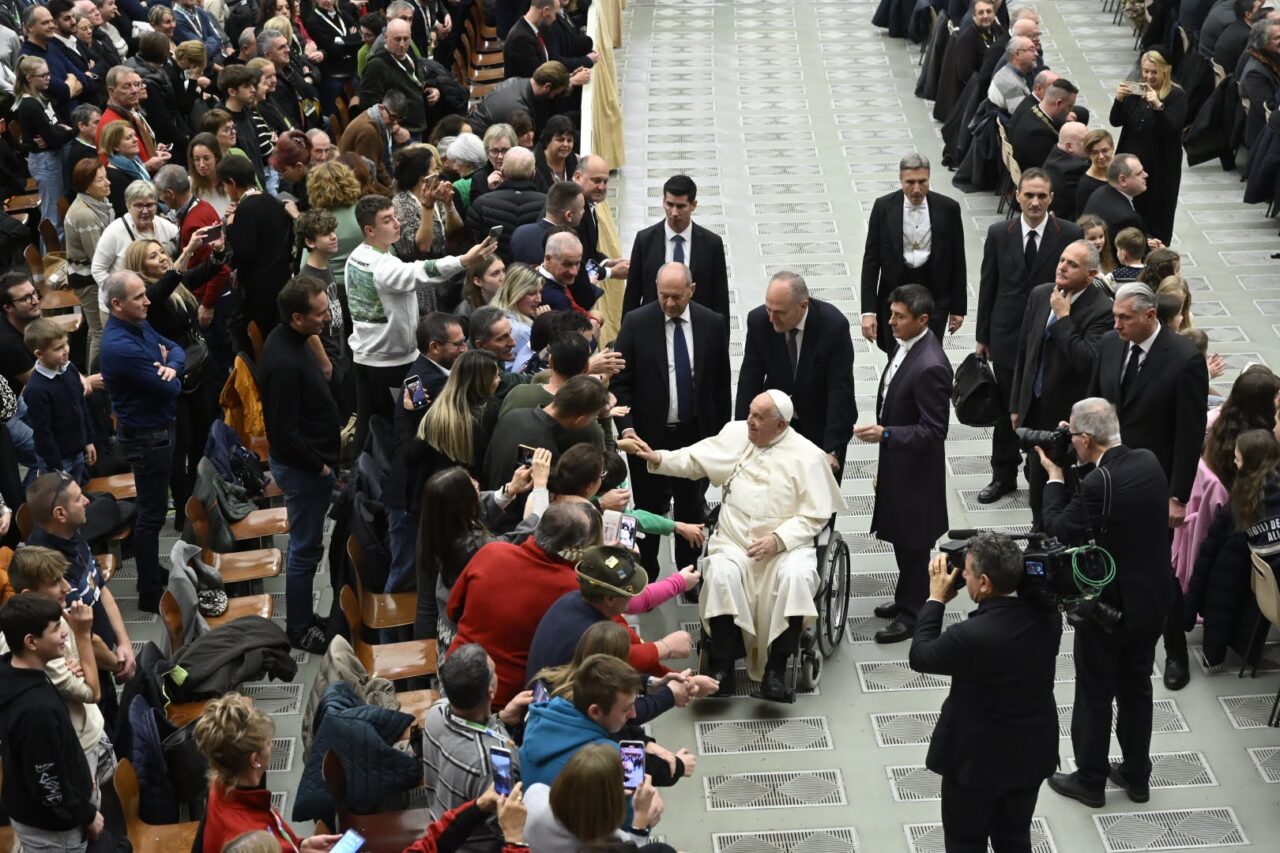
left=322, top=750, right=348, bottom=814
left=184, top=496, right=212, bottom=550
left=159, top=590, right=184, bottom=654
left=1251, top=553, right=1280, bottom=625
left=14, top=504, right=32, bottom=540
left=23, top=246, right=43, bottom=286
left=247, top=321, right=264, bottom=361
left=346, top=534, right=369, bottom=599
left=339, top=585, right=365, bottom=651
left=38, top=219, right=61, bottom=254
left=114, top=758, right=145, bottom=849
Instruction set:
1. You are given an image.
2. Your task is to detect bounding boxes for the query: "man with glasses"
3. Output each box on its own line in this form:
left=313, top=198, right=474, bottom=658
left=0, top=274, right=47, bottom=483
left=338, top=90, right=409, bottom=189
left=987, top=35, right=1037, bottom=112
left=98, top=271, right=185, bottom=614
left=26, top=471, right=137, bottom=730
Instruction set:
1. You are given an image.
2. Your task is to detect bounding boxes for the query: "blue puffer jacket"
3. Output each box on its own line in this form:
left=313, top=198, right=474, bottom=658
left=518, top=697, right=617, bottom=789
left=292, top=682, right=418, bottom=826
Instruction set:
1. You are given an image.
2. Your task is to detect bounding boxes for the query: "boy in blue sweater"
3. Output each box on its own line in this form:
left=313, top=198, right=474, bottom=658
left=22, top=318, right=95, bottom=483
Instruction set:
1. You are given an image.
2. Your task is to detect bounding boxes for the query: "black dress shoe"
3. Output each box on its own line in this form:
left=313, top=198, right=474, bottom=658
left=873, top=601, right=903, bottom=619
left=137, top=593, right=161, bottom=614
left=755, top=665, right=790, bottom=703
left=874, top=621, right=914, bottom=644
left=1047, top=771, right=1105, bottom=808
left=1163, top=656, right=1190, bottom=690
left=704, top=664, right=735, bottom=697
left=977, top=480, right=1016, bottom=504
left=1108, top=764, right=1150, bottom=803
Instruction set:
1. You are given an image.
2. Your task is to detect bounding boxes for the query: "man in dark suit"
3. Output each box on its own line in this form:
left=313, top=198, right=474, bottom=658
left=932, top=0, right=999, bottom=122
left=613, top=263, right=731, bottom=582
left=860, top=153, right=967, bottom=356
left=572, top=155, right=631, bottom=285
left=509, top=180, right=584, bottom=264
left=1040, top=399, right=1173, bottom=808
left=736, top=272, right=856, bottom=476
left=909, top=533, right=1062, bottom=850
left=1088, top=283, right=1209, bottom=691
left=856, top=285, right=953, bottom=643
left=502, top=0, right=554, bottom=79
left=976, top=168, right=1083, bottom=503
left=1042, top=122, right=1090, bottom=220
left=1082, top=154, right=1149, bottom=248
left=623, top=174, right=729, bottom=318
left=1008, top=77, right=1079, bottom=174
left=1009, top=240, right=1114, bottom=527
left=1010, top=70, right=1091, bottom=129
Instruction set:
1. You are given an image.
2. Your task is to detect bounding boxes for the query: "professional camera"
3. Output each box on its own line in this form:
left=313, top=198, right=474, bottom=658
left=1016, top=425, right=1073, bottom=467
left=941, top=530, right=1120, bottom=631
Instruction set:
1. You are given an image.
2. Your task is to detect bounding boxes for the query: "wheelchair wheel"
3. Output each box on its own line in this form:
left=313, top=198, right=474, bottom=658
left=817, top=535, right=850, bottom=658
left=797, top=645, right=821, bottom=691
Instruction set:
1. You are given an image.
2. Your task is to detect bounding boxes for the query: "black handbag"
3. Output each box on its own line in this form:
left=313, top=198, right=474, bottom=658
left=952, top=353, right=1004, bottom=427
left=179, top=333, right=209, bottom=394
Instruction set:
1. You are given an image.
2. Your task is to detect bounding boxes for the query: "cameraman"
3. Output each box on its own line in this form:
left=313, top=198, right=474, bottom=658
left=908, top=533, right=1061, bottom=852
left=1038, top=398, right=1170, bottom=808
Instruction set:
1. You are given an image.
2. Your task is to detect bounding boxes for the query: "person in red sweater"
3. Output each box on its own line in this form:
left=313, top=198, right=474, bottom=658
left=96, top=66, right=167, bottom=170
left=193, top=693, right=341, bottom=852
left=448, top=502, right=603, bottom=707
left=155, top=164, right=231, bottom=329
left=403, top=783, right=531, bottom=853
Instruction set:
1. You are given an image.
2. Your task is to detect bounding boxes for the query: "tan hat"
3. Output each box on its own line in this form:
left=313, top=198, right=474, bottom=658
left=575, top=545, right=647, bottom=597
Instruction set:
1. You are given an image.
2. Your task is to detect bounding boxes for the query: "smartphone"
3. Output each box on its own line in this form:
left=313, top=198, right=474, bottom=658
left=330, top=829, right=366, bottom=853
left=532, top=680, right=549, bottom=703
left=488, top=224, right=503, bottom=241
left=403, top=375, right=429, bottom=410
left=620, top=741, right=645, bottom=792
left=617, top=514, right=637, bottom=550
left=426, top=172, right=440, bottom=185
left=491, top=746, right=514, bottom=796
left=602, top=509, right=622, bottom=546
left=517, top=444, right=536, bottom=467
left=585, top=259, right=602, bottom=280
left=1126, top=80, right=1148, bottom=93
left=204, top=223, right=222, bottom=241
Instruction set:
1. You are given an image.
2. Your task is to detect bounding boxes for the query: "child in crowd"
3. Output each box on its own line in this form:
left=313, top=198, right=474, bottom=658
left=1179, top=328, right=1229, bottom=405
left=295, top=208, right=348, bottom=389
left=0, top=594, right=104, bottom=851
left=1108, top=227, right=1147, bottom=284
left=21, top=318, right=95, bottom=482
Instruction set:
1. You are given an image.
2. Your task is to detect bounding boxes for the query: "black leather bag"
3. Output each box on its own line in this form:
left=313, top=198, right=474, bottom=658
left=952, top=353, right=1004, bottom=427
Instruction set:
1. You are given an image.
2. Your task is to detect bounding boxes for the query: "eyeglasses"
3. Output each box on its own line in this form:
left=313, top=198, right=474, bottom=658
left=30, top=71, right=51, bottom=78
left=131, top=202, right=158, bottom=210
left=487, top=147, right=511, bottom=156
left=13, top=291, right=40, bottom=304
left=446, top=338, right=467, bottom=347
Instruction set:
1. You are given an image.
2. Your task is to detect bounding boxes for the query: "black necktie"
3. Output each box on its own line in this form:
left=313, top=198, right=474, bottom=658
left=672, top=317, right=693, bottom=423
left=1120, top=343, right=1142, bottom=404
left=1024, top=229, right=1038, bottom=275
left=787, top=328, right=799, bottom=377
left=672, top=234, right=685, bottom=264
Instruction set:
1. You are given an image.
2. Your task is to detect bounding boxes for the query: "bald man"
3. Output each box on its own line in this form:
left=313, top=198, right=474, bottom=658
left=1009, top=77, right=1079, bottom=171
left=1043, top=121, right=1091, bottom=219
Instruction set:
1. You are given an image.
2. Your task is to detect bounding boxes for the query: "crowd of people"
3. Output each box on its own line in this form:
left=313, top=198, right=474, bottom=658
left=0, top=0, right=1277, bottom=852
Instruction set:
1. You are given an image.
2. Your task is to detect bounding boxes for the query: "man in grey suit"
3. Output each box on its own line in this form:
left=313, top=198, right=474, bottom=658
left=976, top=168, right=1083, bottom=504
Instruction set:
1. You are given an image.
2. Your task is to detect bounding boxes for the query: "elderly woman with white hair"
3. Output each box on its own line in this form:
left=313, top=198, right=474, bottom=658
left=91, top=180, right=180, bottom=314
left=449, top=132, right=492, bottom=213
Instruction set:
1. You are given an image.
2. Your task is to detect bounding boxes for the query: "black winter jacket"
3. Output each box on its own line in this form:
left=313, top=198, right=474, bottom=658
left=126, top=57, right=190, bottom=162
left=464, top=179, right=547, bottom=262
left=168, top=616, right=297, bottom=701
left=356, top=50, right=467, bottom=134
left=0, top=656, right=98, bottom=831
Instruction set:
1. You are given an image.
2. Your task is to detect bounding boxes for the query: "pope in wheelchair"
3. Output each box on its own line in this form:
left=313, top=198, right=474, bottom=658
left=624, top=390, right=845, bottom=702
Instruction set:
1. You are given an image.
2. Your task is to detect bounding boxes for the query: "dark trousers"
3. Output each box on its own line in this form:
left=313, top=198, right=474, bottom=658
left=630, top=422, right=708, bottom=583
left=1164, top=569, right=1188, bottom=661
left=1022, top=398, right=1057, bottom=530
left=874, top=262, right=950, bottom=354
left=353, top=362, right=409, bottom=459
left=893, top=544, right=930, bottom=626
left=1071, top=624, right=1160, bottom=790
left=990, top=363, right=1021, bottom=485
left=117, top=423, right=175, bottom=605
left=941, top=776, right=1040, bottom=853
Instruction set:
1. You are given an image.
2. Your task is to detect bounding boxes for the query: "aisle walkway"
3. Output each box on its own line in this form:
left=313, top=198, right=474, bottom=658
left=621, top=2, right=1280, bottom=851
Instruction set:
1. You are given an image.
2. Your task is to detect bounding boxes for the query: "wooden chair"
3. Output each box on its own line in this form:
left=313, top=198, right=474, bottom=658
left=3, top=193, right=38, bottom=216
left=995, top=121, right=1021, bottom=217
left=56, top=195, right=70, bottom=222
left=114, top=759, right=200, bottom=853
left=38, top=219, right=61, bottom=254
left=393, top=688, right=439, bottom=726
left=86, top=472, right=137, bottom=500
left=203, top=494, right=290, bottom=543
left=347, top=535, right=416, bottom=630
left=38, top=286, right=79, bottom=312
left=247, top=320, right=265, bottom=361
left=322, top=750, right=429, bottom=853
left=23, top=245, right=43, bottom=284
left=339, top=585, right=437, bottom=682
left=182, top=496, right=283, bottom=585
left=158, top=588, right=272, bottom=655
left=332, top=96, right=351, bottom=137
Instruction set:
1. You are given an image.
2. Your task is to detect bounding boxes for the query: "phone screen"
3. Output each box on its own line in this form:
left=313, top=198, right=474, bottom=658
left=491, top=747, right=514, bottom=796
left=489, top=225, right=503, bottom=241
left=620, top=742, right=644, bottom=792
left=532, top=681, right=549, bottom=703
left=517, top=444, right=536, bottom=467
left=330, top=829, right=366, bottom=853
left=404, top=375, right=429, bottom=409
left=586, top=259, right=602, bottom=279
left=617, top=514, right=637, bottom=550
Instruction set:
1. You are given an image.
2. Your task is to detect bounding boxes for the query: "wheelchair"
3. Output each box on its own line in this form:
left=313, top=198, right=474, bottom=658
left=693, top=505, right=851, bottom=702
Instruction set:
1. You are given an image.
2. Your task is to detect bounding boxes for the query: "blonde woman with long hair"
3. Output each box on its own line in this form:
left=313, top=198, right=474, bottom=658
left=493, top=263, right=547, bottom=370
left=1110, top=49, right=1187, bottom=244
left=418, top=349, right=503, bottom=475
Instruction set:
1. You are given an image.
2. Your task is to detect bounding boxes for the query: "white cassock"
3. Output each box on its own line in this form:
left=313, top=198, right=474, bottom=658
left=650, top=422, right=845, bottom=680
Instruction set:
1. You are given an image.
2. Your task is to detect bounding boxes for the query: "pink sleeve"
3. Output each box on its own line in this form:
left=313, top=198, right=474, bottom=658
left=626, top=573, right=687, bottom=614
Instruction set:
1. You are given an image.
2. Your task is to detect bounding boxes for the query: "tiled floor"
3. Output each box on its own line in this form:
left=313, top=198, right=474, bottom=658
left=618, top=1, right=1280, bottom=851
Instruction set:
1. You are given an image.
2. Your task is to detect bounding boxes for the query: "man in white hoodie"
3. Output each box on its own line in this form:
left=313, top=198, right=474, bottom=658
left=344, top=193, right=495, bottom=454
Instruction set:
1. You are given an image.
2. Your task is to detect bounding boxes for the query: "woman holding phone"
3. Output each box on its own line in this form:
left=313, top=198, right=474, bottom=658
left=1110, top=49, right=1187, bottom=244
left=392, top=146, right=464, bottom=264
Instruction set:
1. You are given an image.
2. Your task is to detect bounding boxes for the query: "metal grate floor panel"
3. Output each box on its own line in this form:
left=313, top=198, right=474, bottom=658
left=1092, top=807, right=1249, bottom=851
left=1217, top=693, right=1277, bottom=729
left=847, top=571, right=900, bottom=599
left=1067, top=751, right=1217, bottom=789
left=856, top=661, right=949, bottom=692
left=703, top=769, right=846, bottom=811
left=240, top=682, right=305, bottom=715
left=847, top=612, right=960, bottom=642
left=1192, top=642, right=1280, bottom=675
left=696, top=717, right=833, bottom=755
left=1247, top=746, right=1280, bottom=782
left=886, top=765, right=941, bottom=802
left=268, top=737, right=296, bottom=773
left=871, top=711, right=940, bottom=747
left=712, top=827, right=859, bottom=853
left=958, top=488, right=1031, bottom=512
left=112, top=597, right=158, bottom=624
left=905, top=817, right=1057, bottom=853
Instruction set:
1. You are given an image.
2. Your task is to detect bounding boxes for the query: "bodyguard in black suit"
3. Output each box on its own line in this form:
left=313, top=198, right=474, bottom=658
left=910, top=533, right=1062, bottom=851
left=623, top=174, right=729, bottom=318
left=1010, top=240, right=1114, bottom=527
left=1040, top=401, right=1173, bottom=808
left=613, top=263, right=731, bottom=582
left=1081, top=154, right=1150, bottom=249
left=857, top=285, right=953, bottom=643
left=1041, top=123, right=1090, bottom=220
left=1088, top=283, right=1209, bottom=690
left=860, top=153, right=967, bottom=355
left=976, top=169, right=1083, bottom=502
left=573, top=154, right=631, bottom=284
left=736, top=274, right=856, bottom=475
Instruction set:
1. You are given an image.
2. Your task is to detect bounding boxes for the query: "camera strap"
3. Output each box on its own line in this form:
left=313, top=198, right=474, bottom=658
left=1090, top=465, right=1113, bottom=541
